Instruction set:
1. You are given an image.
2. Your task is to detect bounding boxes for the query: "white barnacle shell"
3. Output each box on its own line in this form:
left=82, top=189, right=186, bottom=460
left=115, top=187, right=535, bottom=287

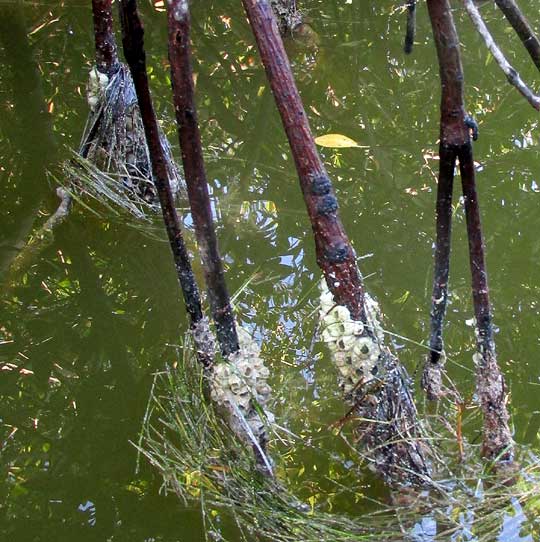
left=321, top=322, right=344, bottom=343
left=236, top=392, right=251, bottom=409
left=364, top=293, right=385, bottom=343
left=209, top=325, right=273, bottom=447
left=256, top=382, right=272, bottom=396
left=87, top=67, right=109, bottom=111
left=352, top=338, right=372, bottom=360
left=334, top=333, right=357, bottom=352
left=472, top=352, right=482, bottom=366
left=333, top=305, right=352, bottom=323
left=333, top=350, right=347, bottom=368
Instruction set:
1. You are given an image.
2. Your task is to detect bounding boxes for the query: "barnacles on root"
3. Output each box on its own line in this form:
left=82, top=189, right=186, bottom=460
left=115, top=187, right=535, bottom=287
left=87, top=67, right=109, bottom=111
left=209, top=327, right=272, bottom=458
left=319, top=278, right=433, bottom=486
left=319, top=279, right=384, bottom=395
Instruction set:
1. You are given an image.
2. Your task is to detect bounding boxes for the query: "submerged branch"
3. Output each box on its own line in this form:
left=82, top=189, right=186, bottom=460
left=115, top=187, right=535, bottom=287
left=2, top=188, right=72, bottom=289
left=464, top=0, right=540, bottom=111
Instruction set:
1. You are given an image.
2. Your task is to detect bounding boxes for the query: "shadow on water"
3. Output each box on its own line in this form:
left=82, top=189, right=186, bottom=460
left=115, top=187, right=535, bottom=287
left=2, top=0, right=540, bottom=540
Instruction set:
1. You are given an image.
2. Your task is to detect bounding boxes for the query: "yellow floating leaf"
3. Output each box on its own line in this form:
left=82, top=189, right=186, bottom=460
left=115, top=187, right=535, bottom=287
left=314, top=133, right=366, bottom=148
left=153, top=0, right=166, bottom=12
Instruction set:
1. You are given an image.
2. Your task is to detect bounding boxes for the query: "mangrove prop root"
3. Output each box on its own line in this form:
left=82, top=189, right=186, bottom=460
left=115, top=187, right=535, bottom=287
left=494, top=0, right=540, bottom=72
left=464, top=0, right=540, bottom=110
left=404, top=0, right=417, bottom=54
left=244, top=0, right=432, bottom=486
left=425, top=0, right=513, bottom=462
left=458, top=142, right=513, bottom=461
left=423, top=0, right=468, bottom=397
left=422, top=144, right=455, bottom=400
left=118, top=0, right=208, bottom=361
left=242, top=0, right=365, bottom=322
left=168, top=2, right=272, bottom=472
left=167, top=0, right=239, bottom=357
left=92, top=0, right=120, bottom=76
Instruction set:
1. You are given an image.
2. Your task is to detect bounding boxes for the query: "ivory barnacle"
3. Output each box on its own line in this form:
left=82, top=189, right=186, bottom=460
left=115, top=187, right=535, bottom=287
left=209, top=326, right=272, bottom=443
left=87, top=67, right=109, bottom=112
left=319, top=279, right=383, bottom=395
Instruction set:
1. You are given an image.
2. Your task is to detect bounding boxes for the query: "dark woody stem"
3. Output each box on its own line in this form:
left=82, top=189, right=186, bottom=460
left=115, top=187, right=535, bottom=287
left=118, top=0, right=209, bottom=367
left=91, top=0, right=120, bottom=76
left=167, top=0, right=239, bottom=357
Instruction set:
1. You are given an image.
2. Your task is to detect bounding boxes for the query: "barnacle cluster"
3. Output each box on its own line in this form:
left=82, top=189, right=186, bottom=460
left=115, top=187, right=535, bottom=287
left=319, top=279, right=384, bottom=395
left=209, top=327, right=271, bottom=444
left=87, top=67, right=109, bottom=111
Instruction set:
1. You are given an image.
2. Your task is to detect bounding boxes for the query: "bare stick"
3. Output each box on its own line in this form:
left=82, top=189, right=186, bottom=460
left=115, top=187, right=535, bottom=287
left=495, top=0, right=540, bottom=71
left=92, top=0, right=120, bottom=76
left=167, top=0, right=239, bottom=358
left=464, top=0, right=540, bottom=110
left=404, top=0, right=417, bottom=54
left=118, top=0, right=210, bottom=365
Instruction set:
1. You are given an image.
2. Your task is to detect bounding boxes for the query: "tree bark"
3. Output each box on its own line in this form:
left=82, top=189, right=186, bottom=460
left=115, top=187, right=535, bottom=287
left=92, top=0, right=120, bottom=76
left=167, top=0, right=239, bottom=357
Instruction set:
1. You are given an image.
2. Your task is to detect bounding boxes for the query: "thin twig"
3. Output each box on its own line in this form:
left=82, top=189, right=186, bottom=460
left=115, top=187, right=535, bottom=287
left=464, top=0, right=540, bottom=110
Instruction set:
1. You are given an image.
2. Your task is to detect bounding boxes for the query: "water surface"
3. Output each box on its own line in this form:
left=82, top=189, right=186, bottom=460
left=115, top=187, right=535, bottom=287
left=2, top=1, right=540, bottom=540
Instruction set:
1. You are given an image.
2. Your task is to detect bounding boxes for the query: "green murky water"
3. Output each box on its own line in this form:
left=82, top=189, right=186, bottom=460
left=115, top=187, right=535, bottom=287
left=2, top=1, right=540, bottom=540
